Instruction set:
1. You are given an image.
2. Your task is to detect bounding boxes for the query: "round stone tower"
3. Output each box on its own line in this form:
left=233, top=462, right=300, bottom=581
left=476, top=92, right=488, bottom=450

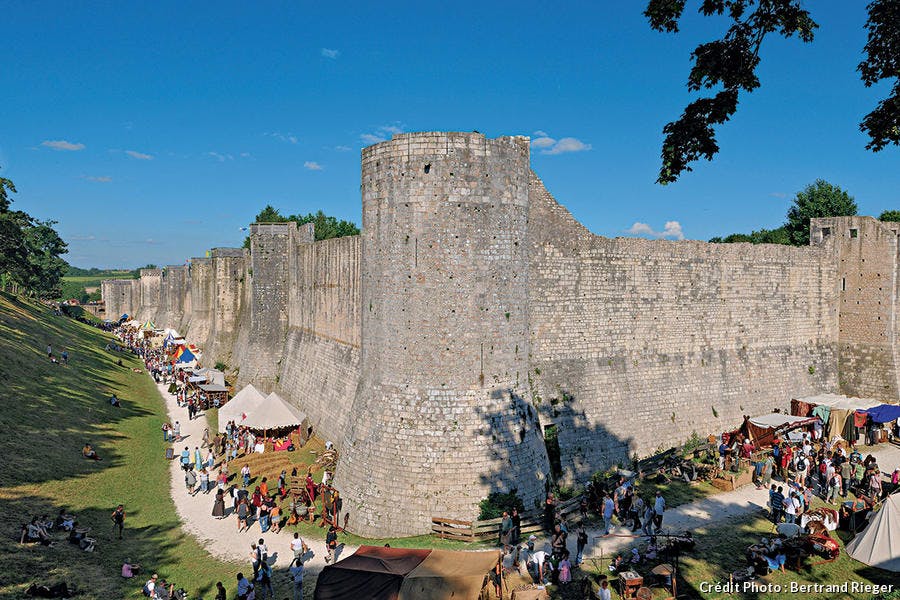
left=337, top=132, right=549, bottom=537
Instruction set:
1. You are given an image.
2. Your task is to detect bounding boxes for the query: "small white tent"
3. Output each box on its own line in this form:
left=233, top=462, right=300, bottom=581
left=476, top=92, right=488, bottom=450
left=846, top=493, right=900, bottom=572
left=217, top=384, right=267, bottom=432
left=242, top=392, right=307, bottom=431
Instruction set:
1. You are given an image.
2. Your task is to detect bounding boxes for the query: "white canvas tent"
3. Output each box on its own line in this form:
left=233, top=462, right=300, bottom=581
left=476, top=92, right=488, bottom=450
left=242, top=392, right=307, bottom=431
left=796, top=393, right=884, bottom=411
left=217, top=384, right=267, bottom=432
left=846, top=493, right=900, bottom=572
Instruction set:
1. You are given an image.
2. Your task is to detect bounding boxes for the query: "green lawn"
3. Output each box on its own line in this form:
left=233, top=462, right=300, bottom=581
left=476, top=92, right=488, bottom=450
left=0, top=292, right=241, bottom=599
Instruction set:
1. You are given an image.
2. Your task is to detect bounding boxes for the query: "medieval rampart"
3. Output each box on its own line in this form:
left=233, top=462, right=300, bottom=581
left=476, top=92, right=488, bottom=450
left=103, top=131, right=900, bottom=537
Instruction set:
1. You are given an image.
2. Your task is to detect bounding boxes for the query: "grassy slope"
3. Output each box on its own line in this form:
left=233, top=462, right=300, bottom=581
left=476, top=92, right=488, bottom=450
left=0, top=293, right=240, bottom=600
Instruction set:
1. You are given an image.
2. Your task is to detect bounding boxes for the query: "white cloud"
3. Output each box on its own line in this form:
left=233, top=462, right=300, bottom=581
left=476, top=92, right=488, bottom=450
left=530, top=136, right=556, bottom=149
left=265, top=132, right=298, bottom=144
left=303, top=161, right=324, bottom=171
left=321, top=48, right=340, bottom=59
left=543, top=137, right=591, bottom=155
left=42, top=140, right=85, bottom=151
left=626, top=220, right=685, bottom=240
left=360, top=123, right=405, bottom=146
left=240, top=152, right=251, bottom=158
left=528, top=132, right=592, bottom=155
left=82, top=175, right=112, bottom=183
left=335, top=145, right=352, bottom=152
left=206, top=151, right=234, bottom=162
left=360, top=133, right=386, bottom=144
left=770, top=192, right=788, bottom=199
left=69, top=234, right=97, bottom=241
left=125, top=150, right=153, bottom=160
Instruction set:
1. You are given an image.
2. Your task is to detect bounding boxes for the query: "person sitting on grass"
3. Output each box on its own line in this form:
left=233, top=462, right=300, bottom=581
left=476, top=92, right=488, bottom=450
left=20, top=518, right=52, bottom=546
left=110, top=394, right=121, bottom=407
left=54, top=509, right=75, bottom=531
left=82, top=443, right=102, bottom=461
left=122, top=559, right=142, bottom=578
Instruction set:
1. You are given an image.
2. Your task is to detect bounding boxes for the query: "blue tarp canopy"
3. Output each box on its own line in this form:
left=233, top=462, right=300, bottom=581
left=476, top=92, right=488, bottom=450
left=176, top=348, right=196, bottom=363
left=119, top=313, right=128, bottom=320
left=866, top=404, right=900, bottom=423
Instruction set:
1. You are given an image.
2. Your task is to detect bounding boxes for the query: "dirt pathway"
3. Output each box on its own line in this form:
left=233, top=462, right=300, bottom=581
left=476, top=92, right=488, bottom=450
left=156, top=380, right=356, bottom=583
left=576, top=442, right=900, bottom=565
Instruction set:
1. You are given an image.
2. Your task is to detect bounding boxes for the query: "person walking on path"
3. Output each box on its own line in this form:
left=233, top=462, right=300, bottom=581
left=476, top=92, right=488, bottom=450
left=653, top=491, right=666, bottom=531
left=194, top=446, right=203, bottom=472
left=289, top=557, right=304, bottom=600
left=326, top=525, right=338, bottom=563
left=173, top=421, right=181, bottom=441
left=180, top=447, right=191, bottom=472
left=111, top=505, right=125, bottom=539
left=575, top=524, right=588, bottom=566
left=237, top=498, right=249, bottom=531
left=602, top=493, right=614, bottom=535
left=185, top=469, right=198, bottom=496
left=212, top=488, right=226, bottom=518
left=291, top=532, right=307, bottom=561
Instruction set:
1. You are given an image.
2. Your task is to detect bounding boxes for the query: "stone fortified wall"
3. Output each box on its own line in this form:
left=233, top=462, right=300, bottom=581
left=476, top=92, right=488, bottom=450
left=339, top=132, right=548, bottom=536
left=100, top=278, right=140, bottom=320
left=811, top=217, right=900, bottom=399
left=527, top=175, right=839, bottom=483
left=103, top=131, right=900, bottom=537
left=137, top=269, right=162, bottom=323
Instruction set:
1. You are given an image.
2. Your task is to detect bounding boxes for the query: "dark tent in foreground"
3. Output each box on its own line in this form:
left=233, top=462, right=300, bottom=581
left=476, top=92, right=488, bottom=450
left=314, top=545, right=499, bottom=600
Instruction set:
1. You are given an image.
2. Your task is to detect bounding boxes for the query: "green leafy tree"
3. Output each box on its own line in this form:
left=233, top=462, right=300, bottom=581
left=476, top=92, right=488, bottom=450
left=709, top=225, right=790, bottom=245
left=785, top=180, right=857, bottom=245
left=20, top=220, right=69, bottom=298
left=129, top=264, right=158, bottom=279
left=645, top=0, right=899, bottom=184
left=879, top=210, right=900, bottom=222
left=242, top=205, right=360, bottom=248
left=287, top=210, right=361, bottom=241
left=0, top=168, right=69, bottom=298
left=0, top=172, right=28, bottom=282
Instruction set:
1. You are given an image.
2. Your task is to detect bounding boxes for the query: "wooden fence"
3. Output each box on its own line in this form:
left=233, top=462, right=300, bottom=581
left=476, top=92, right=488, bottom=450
left=431, top=496, right=582, bottom=542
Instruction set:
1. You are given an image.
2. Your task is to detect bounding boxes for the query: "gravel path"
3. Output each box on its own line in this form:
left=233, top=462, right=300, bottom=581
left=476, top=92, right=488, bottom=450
left=577, top=442, right=900, bottom=564
left=156, top=380, right=356, bottom=581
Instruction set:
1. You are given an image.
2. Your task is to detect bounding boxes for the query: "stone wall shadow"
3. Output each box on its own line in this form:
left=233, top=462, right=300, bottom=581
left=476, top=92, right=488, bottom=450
left=473, top=388, right=635, bottom=514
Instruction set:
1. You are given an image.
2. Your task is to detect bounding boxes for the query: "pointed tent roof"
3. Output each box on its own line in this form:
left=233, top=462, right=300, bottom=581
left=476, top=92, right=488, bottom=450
left=142, top=319, right=156, bottom=330
left=217, top=384, right=267, bottom=432
left=242, top=392, right=307, bottom=430
left=176, top=348, right=197, bottom=363
left=847, top=493, right=900, bottom=572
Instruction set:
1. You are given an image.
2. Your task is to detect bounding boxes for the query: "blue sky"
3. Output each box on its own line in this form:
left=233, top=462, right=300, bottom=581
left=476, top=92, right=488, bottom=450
left=1, top=1, right=897, bottom=268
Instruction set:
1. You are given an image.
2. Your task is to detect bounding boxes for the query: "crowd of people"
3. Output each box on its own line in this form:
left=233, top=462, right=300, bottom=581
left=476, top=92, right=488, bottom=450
left=762, top=432, right=898, bottom=525
left=111, top=321, right=335, bottom=600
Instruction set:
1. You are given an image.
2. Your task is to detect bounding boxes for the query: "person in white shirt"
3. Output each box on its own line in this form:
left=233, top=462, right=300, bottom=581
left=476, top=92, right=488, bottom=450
left=290, top=532, right=306, bottom=560
left=784, top=492, right=799, bottom=523
left=653, top=491, right=666, bottom=530
left=527, top=549, right=551, bottom=584
left=596, top=578, right=612, bottom=600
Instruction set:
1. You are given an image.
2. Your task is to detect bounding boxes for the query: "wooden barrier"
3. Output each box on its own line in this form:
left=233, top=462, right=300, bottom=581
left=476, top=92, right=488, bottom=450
left=432, top=496, right=582, bottom=541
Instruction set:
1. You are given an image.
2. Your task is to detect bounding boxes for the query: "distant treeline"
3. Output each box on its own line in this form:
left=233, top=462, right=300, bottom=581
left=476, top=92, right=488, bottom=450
left=710, top=179, right=900, bottom=246
left=243, top=205, right=360, bottom=249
